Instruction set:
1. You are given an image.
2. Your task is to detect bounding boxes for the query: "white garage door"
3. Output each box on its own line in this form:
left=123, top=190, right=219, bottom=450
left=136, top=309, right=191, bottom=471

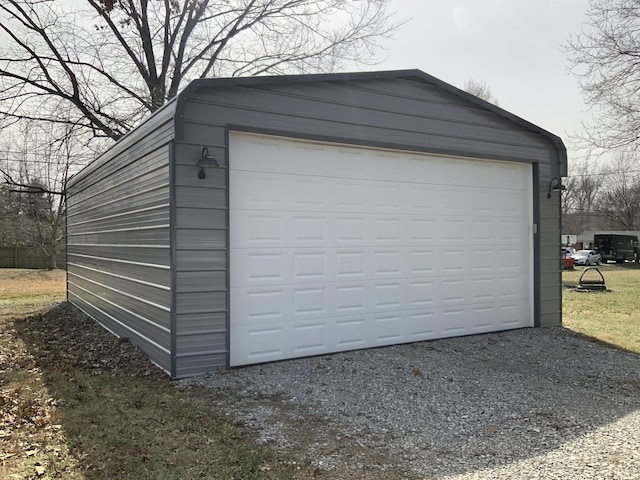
left=229, top=132, right=533, bottom=366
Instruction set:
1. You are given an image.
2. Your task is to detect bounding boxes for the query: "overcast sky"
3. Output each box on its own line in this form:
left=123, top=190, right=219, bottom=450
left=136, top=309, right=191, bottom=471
left=377, top=0, right=591, bottom=165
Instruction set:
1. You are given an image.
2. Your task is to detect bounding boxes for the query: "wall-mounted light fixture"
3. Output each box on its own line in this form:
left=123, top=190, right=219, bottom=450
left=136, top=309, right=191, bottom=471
left=197, top=147, right=219, bottom=180
left=546, top=177, right=566, bottom=199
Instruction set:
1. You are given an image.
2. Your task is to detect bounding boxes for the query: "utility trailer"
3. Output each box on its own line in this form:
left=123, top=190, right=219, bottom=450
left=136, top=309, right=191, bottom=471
left=593, top=234, right=638, bottom=263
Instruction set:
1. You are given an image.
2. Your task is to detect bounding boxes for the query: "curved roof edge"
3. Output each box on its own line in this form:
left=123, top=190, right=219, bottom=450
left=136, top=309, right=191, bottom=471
left=174, top=69, right=567, bottom=175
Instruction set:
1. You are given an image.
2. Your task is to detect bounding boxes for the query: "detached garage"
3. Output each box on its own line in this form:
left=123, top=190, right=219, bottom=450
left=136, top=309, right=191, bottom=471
left=66, top=70, right=567, bottom=378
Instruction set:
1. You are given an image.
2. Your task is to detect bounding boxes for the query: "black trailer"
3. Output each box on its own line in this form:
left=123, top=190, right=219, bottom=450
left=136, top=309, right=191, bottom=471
left=593, top=234, right=638, bottom=263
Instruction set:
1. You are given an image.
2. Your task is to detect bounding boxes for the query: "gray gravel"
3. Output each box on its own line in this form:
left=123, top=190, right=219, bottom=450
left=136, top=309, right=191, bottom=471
left=180, top=327, right=640, bottom=479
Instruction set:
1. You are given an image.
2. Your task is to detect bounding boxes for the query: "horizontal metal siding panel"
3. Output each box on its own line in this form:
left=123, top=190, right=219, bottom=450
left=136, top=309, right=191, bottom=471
left=181, top=105, right=553, bottom=163
left=175, top=186, right=226, bottom=208
left=174, top=310, right=228, bottom=376
left=67, top=192, right=170, bottom=232
left=174, top=353, right=227, bottom=378
left=67, top=263, right=171, bottom=307
left=67, top=293, right=171, bottom=373
left=175, top=312, right=226, bottom=334
left=66, top=255, right=170, bottom=285
left=252, top=80, right=475, bottom=115
left=176, top=332, right=226, bottom=353
left=68, top=273, right=170, bottom=334
left=67, top=132, right=173, bottom=376
left=248, top=78, right=475, bottom=108
left=67, top=150, right=170, bottom=214
left=68, top=114, right=174, bottom=189
left=176, top=291, right=226, bottom=315
left=67, top=183, right=169, bottom=220
left=175, top=229, right=226, bottom=250
left=538, top=168, right=562, bottom=327
left=68, top=151, right=168, bottom=203
left=537, top=161, right=557, bottom=177
left=540, top=270, right=562, bottom=287
left=67, top=208, right=169, bottom=238
left=175, top=208, right=226, bottom=229
left=189, top=85, right=549, bottom=150
left=176, top=250, right=225, bottom=271
left=68, top=227, right=170, bottom=247
left=174, top=159, right=226, bottom=187
left=67, top=286, right=170, bottom=367
left=68, top=246, right=170, bottom=266
left=539, top=312, right=562, bottom=327
left=174, top=140, right=229, bottom=376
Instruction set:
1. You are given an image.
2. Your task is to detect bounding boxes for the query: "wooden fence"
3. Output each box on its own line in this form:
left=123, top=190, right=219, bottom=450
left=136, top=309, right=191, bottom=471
left=0, top=246, right=66, bottom=269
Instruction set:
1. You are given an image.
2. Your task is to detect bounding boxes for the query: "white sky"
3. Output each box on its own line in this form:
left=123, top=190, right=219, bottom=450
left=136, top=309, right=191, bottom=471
left=376, top=0, right=591, bottom=166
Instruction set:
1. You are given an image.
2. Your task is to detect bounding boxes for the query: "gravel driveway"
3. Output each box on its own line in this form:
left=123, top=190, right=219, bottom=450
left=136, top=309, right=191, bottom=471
left=181, top=327, right=640, bottom=479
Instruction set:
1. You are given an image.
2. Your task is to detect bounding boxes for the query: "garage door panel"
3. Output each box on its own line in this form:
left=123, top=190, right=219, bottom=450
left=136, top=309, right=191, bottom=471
left=232, top=246, right=526, bottom=288
left=232, top=168, right=526, bottom=220
left=232, top=212, right=527, bottom=249
left=231, top=135, right=529, bottom=190
left=232, top=277, right=530, bottom=324
left=336, top=317, right=369, bottom=348
left=230, top=304, right=532, bottom=366
left=293, top=216, right=328, bottom=243
left=230, top=132, right=533, bottom=366
left=408, top=311, right=436, bottom=339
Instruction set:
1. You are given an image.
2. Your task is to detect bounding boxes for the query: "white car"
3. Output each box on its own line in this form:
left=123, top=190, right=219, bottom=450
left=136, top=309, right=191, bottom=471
left=573, top=250, right=601, bottom=266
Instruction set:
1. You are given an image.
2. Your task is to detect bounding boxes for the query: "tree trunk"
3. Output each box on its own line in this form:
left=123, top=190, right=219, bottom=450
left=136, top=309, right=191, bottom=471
left=47, top=238, right=57, bottom=270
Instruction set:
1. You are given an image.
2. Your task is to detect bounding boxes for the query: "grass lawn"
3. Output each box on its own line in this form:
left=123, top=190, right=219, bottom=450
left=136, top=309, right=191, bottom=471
left=1, top=267, right=639, bottom=479
left=0, top=269, right=316, bottom=480
left=562, top=263, right=640, bottom=355
left=0, top=268, right=66, bottom=320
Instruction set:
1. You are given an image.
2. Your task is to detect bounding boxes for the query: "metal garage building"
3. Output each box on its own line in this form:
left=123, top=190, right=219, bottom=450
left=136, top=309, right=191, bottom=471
left=66, top=70, right=567, bottom=378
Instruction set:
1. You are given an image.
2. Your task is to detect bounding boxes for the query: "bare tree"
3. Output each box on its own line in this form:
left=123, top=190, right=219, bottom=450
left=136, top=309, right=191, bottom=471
left=0, top=0, right=400, bottom=142
left=463, top=78, right=499, bottom=105
left=566, top=0, right=640, bottom=155
left=0, top=120, right=81, bottom=268
left=596, top=155, right=640, bottom=230
left=561, top=161, right=604, bottom=234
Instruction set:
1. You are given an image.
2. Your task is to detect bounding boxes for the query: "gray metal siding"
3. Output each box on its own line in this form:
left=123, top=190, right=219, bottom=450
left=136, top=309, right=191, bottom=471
left=171, top=76, right=563, bottom=375
left=173, top=143, right=228, bottom=378
left=182, top=79, right=558, bottom=163
left=67, top=130, right=174, bottom=373
left=67, top=72, right=564, bottom=378
left=537, top=159, right=564, bottom=327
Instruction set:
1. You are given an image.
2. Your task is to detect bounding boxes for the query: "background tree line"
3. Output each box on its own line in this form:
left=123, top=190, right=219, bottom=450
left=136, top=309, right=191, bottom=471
left=1, top=0, right=639, bottom=265
left=0, top=0, right=400, bottom=268
left=563, top=154, right=640, bottom=234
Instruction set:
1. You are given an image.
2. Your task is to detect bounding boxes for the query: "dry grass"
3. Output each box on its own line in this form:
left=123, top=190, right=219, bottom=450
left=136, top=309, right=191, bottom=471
left=0, top=269, right=66, bottom=321
left=562, top=263, right=640, bottom=354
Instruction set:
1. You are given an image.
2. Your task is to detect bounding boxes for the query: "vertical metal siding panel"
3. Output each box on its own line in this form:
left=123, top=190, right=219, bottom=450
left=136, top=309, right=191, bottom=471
left=173, top=140, right=228, bottom=377
left=67, top=132, right=173, bottom=373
